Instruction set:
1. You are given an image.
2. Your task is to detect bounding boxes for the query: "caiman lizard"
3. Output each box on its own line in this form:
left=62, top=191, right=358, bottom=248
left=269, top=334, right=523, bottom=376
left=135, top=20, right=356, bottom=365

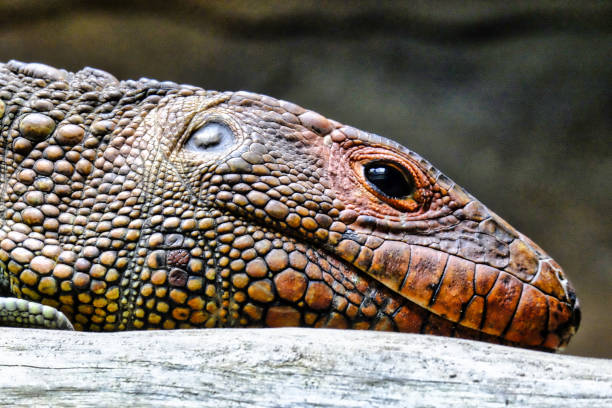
left=0, top=61, right=580, bottom=350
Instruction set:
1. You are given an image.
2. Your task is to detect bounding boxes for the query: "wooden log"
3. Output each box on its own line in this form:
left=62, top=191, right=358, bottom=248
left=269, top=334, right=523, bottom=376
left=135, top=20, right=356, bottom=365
left=0, top=327, right=610, bottom=407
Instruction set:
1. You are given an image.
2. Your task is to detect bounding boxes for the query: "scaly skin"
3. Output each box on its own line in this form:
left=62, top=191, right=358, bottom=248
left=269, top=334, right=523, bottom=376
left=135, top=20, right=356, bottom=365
left=0, top=61, right=580, bottom=350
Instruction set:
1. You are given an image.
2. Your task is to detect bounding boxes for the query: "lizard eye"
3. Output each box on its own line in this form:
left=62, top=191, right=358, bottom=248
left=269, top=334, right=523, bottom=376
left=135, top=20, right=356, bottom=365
left=364, top=161, right=415, bottom=199
left=349, top=147, right=432, bottom=213
left=185, top=122, right=235, bottom=153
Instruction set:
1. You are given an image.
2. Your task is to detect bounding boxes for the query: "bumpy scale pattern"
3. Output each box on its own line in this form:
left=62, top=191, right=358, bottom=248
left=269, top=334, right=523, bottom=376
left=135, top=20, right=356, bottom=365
left=0, top=61, right=580, bottom=350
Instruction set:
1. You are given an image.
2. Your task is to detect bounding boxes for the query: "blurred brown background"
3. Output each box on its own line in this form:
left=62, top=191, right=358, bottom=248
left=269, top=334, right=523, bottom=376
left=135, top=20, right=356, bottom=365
left=0, top=0, right=609, bottom=358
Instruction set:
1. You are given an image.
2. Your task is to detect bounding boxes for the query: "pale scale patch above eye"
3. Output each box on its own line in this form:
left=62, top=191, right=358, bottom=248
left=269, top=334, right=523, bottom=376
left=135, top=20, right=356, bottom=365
left=184, top=122, right=235, bottom=153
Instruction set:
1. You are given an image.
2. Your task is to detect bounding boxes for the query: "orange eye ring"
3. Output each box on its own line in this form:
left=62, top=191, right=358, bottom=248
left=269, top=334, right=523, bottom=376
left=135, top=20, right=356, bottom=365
left=349, top=147, right=432, bottom=213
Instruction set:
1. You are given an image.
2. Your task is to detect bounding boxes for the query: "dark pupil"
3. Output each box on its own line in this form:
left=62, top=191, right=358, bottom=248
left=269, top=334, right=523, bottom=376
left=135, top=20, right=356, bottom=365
left=364, top=162, right=414, bottom=198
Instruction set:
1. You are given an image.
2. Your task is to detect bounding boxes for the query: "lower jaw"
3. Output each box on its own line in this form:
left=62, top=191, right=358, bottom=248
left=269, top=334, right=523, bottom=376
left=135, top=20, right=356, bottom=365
left=282, top=249, right=565, bottom=351
left=0, top=240, right=570, bottom=351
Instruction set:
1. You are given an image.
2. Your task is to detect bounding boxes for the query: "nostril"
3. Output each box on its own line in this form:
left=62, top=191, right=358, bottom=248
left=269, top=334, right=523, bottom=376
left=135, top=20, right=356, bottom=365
left=568, top=287, right=577, bottom=306
left=571, top=298, right=581, bottom=331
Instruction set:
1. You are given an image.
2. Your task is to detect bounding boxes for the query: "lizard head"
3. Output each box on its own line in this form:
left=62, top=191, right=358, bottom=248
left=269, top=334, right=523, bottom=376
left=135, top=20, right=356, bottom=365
left=0, top=62, right=579, bottom=350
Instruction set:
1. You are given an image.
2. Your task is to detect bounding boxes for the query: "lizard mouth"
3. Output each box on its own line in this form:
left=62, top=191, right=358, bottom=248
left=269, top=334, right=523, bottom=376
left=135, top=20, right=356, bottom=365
left=307, top=239, right=577, bottom=351
left=324, top=230, right=580, bottom=351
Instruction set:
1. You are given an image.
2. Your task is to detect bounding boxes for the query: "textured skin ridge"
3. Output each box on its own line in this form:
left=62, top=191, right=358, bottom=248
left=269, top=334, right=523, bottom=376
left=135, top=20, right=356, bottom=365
left=0, top=61, right=580, bottom=350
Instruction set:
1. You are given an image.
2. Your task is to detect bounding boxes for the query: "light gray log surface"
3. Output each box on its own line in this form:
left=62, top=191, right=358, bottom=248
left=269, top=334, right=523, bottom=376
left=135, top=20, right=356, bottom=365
left=0, top=327, right=610, bottom=407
